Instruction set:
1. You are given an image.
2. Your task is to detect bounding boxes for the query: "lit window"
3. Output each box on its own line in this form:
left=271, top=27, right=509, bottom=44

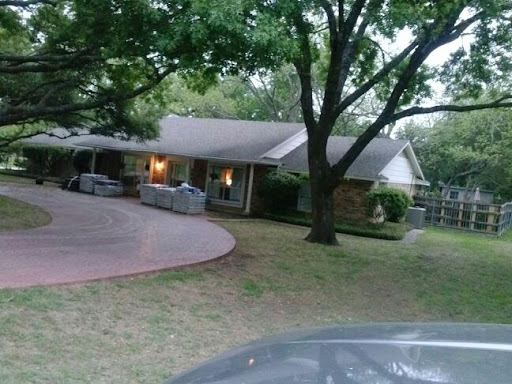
left=208, top=165, right=244, bottom=203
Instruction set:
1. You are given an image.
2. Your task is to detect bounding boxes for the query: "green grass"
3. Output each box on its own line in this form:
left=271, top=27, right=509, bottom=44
left=0, top=171, right=61, bottom=185
left=1, top=221, right=512, bottom=383
left=0, top=195, right=51, bottom=231
left=0, top=173, right=36, bottom=185
left=262, top=211, right=411, bottom=240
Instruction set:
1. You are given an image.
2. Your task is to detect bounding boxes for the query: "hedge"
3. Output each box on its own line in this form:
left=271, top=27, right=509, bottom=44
left=262, top=212, right=411, bottom=240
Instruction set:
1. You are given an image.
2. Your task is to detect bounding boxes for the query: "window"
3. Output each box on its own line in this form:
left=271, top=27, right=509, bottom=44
left=207, top=165, right=244, bottom=204
left=167, top=162, right=188, bottom=186
left=449, top=191, right=459, bottom=200
left=121, top=154, right=151, bottom=194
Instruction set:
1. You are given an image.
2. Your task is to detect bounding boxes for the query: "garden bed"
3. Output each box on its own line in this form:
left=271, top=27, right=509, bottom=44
left=262, top=211, right=411, bottom=240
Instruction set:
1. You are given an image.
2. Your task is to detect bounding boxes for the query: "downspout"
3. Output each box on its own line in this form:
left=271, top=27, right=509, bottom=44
left=244, top=163, right=255, bottom=215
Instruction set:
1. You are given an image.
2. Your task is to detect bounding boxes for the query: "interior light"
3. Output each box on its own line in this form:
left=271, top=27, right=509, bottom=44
left=226, top=178, right=232, bottom=186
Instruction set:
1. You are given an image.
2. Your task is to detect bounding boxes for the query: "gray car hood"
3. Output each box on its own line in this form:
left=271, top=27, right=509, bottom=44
left=165, top=323, right=512, bottom=384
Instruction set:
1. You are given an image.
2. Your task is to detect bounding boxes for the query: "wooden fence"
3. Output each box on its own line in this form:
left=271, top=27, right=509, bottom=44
left=414, top=196, right=512, bottom=236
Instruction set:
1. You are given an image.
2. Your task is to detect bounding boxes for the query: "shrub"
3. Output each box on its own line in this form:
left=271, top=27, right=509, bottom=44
left=367, top=187, right=413, bottom=223
left=257, top=171, right=302, bottom=212
left=21, top=145, right=71, bottom=176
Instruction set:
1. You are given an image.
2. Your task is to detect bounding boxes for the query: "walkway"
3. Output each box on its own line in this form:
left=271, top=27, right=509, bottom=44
left=402, top=229, right=424, bottom=244
left=0, top=184, right=235, bottom=288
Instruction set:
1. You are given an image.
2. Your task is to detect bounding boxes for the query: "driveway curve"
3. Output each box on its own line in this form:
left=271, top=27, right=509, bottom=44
left=0, top=184, right=235, bottom=288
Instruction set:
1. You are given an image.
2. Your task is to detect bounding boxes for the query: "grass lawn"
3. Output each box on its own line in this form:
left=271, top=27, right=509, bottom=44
left=263, top=211, right=411, bottom=240
left=0, top=172, right=61, bottom=186
left=0, top=195, right=51, bottom=231
left=1, top=221, right=512, bottom=383
left=0, top=173, right=36, bottom=185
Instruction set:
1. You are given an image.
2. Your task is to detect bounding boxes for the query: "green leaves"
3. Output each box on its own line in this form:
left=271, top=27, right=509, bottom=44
left=399, top=103, right=512, bottom=200
left=367, top=187, right=413, bottom=223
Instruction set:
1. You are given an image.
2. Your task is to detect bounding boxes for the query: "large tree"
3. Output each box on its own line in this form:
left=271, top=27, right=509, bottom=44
left=0, top=0, right=275, bottom=146
left=242, top=0, right=512, bottom=244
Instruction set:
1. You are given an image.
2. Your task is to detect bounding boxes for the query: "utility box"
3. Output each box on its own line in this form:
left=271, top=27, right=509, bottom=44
left=406, top=207, right=426, bottom=229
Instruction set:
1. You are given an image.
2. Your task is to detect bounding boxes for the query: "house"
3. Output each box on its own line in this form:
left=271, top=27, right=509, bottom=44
left=440, top=185, right=494, bottom=204
left=281, top=136, right=429, bottom=219
left=24, top=116, right=429, bottom=220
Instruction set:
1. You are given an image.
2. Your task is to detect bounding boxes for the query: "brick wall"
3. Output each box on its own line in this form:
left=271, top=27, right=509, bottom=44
left=250, top=165, right=275, bottom=215
left=333, top=179, right=375, bottom=222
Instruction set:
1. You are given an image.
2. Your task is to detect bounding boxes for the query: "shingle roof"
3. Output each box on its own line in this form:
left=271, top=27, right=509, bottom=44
left=280, top=136, right=409, bottom=180
left=76, top=116, right=305, bottom=164
left=25, top=118, right=415, bottom=182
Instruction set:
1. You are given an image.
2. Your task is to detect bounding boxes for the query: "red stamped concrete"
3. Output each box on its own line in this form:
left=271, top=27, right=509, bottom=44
left=0, top=184, right=235, bottom=288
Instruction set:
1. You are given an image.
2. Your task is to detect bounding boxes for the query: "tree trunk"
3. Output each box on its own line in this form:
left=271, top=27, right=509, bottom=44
left=306, top=181, right=338, bottom=245
left=305, top=134, right=339, bottom=245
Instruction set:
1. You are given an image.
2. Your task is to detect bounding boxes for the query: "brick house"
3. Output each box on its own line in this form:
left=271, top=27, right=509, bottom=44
left=26, top=116, right=428, bottom=218
left=281, top=136, right=429, bottom=221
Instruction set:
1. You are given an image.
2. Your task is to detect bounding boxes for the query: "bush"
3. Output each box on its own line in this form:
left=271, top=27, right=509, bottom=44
left=257, top=171, right=302, bottom=212
left=367, top=187, right=413, bottom=223
left=21, top=145, right=71, bottom=176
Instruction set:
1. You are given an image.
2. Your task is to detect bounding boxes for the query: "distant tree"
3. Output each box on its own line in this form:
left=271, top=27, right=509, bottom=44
left=397, top=107, right=512, bottom=200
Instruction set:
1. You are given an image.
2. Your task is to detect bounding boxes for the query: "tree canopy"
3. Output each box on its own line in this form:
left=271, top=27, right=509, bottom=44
left=0, top=0, right=280, bottom=145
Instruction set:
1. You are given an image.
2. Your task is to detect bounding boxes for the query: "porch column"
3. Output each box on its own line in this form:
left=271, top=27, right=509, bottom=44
left=91, top=148, right=97, bottom=174
left=244, top=163, right=255, bottom=215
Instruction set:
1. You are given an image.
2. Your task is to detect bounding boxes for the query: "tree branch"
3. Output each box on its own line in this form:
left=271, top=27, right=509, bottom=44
left=0, top=53, right=100, bottom=74
left=340, top=0, right=366, bottom=45
left=0, top=67, right=175, bottom=127
left=320, top=0, right=337, bottom=48
left=0, top=0, right=55, bottom=6
left=0, top=53, right=99, bottom=63
left=390, top=96, right=512, bottom=122
left=335, top=39, right=418, bottom=116
left=330, top=5, right=479, bottom=183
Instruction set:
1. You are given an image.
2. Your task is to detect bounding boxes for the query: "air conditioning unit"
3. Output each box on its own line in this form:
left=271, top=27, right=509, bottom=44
left=406, top=207, right=426, bottom=229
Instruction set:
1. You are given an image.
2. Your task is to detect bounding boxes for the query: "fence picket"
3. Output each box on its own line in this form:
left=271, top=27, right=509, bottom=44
left=414, top=196, right=512, bottom=236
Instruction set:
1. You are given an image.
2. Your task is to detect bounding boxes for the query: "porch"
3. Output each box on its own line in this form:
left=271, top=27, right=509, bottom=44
left=91, top=149, right=269, bottom=215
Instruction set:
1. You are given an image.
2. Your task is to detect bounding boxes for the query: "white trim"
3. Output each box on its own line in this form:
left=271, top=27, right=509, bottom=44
left=149, top=155, right=155, bottom=183
left=244, top=163, right=255, bottom=214
left=403, top=142, right=426, bottom=181
left=204, top=161, right=210, bottom=196
left=206, top=162, right=247, bottom=208
left=260, top=129, right=308, bottom=159
left=377, top=141, right=427, bottom=184
left=188, top=158, right=194, bottom=184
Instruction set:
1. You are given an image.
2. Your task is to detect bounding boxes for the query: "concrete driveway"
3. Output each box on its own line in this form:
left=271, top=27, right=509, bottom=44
left=0, top=184, right=235, bottom=288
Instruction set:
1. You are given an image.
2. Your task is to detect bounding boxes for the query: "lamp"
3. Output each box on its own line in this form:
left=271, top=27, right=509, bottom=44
left=155, top=161, right=164, bottom=172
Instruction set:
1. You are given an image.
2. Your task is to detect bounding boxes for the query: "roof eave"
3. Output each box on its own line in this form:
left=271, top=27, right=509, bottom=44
left=75, top=142, right=281, bottom=166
